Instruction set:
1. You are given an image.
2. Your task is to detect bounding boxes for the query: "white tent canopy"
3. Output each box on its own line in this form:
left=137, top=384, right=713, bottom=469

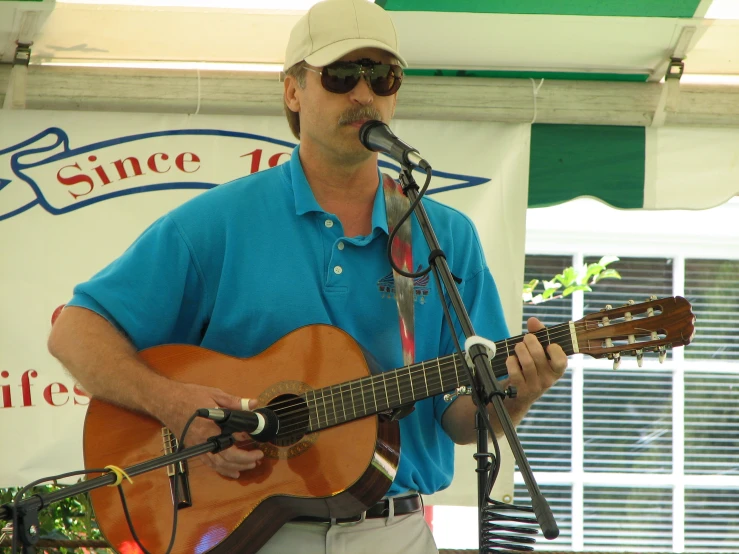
left=1, top=0, right=739, bottom=125
left=1, top=0, right=738, bottom=516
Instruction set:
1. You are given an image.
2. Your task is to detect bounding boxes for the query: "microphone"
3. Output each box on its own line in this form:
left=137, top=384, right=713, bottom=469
left=359, top=120, right=431, bottom=171
left=197, top=407, right=279, bottom=442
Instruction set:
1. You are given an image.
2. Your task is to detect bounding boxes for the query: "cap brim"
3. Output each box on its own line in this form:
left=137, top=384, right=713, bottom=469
left=304, top=38, right=408, bottom=68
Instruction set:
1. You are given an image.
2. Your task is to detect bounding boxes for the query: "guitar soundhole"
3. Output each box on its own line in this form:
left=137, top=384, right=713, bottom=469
left=267, top=394, right=309, bottom=447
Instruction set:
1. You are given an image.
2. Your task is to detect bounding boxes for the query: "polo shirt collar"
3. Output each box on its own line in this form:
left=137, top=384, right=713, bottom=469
left=288, top=145, right=389, bottom=236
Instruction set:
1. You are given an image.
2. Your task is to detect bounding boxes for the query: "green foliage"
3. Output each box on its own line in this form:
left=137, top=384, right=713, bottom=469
left=0, top=484, right=107, bottom=553
left=523, top=256, right=621, bottom=304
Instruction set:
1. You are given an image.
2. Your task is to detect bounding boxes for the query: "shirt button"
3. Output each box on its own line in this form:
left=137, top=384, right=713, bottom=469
left=334, top=266, right=343, bottom=275
left=324, top=219, right=334, bottom=228
left=337, top=242, right=345, bottom=250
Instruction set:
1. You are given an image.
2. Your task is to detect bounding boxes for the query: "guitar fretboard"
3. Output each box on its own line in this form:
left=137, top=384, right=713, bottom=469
left=301, top=322, right=575, bottom=433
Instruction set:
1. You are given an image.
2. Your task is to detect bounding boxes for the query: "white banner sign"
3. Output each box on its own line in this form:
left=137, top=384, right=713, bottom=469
left=0, top=110, right=528, bottom=501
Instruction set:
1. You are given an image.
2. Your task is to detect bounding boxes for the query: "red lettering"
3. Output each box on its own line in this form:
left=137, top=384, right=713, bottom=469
left=43, top=382, right=69, bottom=407
left=1, top=370, right=11, bottom=408
left=269, top=152, right=290, bottom=168
left=57, top=163, right=95, bottom=199
left=73, top=384, right=90, bottom=406
left=175, top=152, right=200, bottom=174
left=147, top=153, right=171, bottom=174
left=58, top=150, right=203, bottom=197
left=88, top=155, right=112, bottom=186
left=20, top=369, right=38, bottom=407
left=113, top=157, right=144, bottom=180
left=241, top=149, right=262, bottom=174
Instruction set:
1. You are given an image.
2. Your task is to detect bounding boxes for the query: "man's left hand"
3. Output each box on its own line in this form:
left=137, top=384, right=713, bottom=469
left=442, top=317, right=568, bottom=444
left=502, top=317, right=568, bottom=418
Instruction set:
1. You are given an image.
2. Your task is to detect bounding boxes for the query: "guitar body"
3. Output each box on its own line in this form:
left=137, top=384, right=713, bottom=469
left=84, top=325, right=399, bottom=554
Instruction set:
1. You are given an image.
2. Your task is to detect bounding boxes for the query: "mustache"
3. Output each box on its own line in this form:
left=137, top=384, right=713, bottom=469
left=338, top=106, right=383, bottom=126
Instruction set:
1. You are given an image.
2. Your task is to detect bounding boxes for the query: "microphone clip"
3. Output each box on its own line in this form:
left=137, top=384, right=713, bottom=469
left=197, top=407, right=280, bottom=442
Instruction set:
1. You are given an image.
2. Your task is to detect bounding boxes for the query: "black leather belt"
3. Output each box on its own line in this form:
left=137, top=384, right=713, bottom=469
left=292, top=493, right=422, bottom=524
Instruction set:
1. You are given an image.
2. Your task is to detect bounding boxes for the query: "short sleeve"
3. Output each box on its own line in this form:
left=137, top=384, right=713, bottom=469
left=66, top=215, right=211, bottom=350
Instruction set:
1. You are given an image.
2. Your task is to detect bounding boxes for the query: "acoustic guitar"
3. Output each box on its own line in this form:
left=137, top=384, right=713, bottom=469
left=84, top=296, right=695, bottom=553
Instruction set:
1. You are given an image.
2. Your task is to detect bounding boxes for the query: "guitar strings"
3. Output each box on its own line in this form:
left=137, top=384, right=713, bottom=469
left=260, top=324, right=572, bottom=415
left=235, top=322, right=665, bottom=438
left=160, top=345, right=504, bottom=459
left=256, top=319, right=656, bottom=418
left=236, top=338, right=663, bottom=441
left=165, top=321, right=667, bottom=455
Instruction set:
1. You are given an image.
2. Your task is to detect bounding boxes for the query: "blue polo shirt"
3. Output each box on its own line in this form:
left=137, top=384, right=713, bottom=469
left=68, top=146, right=508, bottom=497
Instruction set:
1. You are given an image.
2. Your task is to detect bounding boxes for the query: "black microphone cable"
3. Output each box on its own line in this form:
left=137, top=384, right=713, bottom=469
left=367, top=120, right=541, bottom=551
left=385, top=165, right=436, bottom=280
left=114, top=410, right=201, bottom=554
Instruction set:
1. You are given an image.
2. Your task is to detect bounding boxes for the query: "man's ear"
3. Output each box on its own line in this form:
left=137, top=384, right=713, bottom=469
left=284, top=75, right=301, bottom=112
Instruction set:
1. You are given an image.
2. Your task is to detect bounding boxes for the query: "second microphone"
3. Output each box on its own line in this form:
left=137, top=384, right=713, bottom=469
left=197, top=407, right=280, bottom=442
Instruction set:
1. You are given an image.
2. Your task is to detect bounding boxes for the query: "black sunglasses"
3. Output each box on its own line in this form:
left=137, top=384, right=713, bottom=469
left=304, top=59, right=403, bottom=96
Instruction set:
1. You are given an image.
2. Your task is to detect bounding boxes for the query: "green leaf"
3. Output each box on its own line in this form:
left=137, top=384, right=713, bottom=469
left=523, top=278, right=539, bottom=293
left=592, top=269, right=622, bottom=283
left=556, top=267, right=578, bottom=286
left=584, top=263, right=605, bottom=282
left=522, top=278, right=539, bottom=301
left=542, top=279, right=561, bottom=291
left=521, top=255, right=620, bottom=305
left=562, top=284, right=592, bottom=296
left=0, top=483, right=102, bottom=542
left=542, top=289, right=553, bottom=300
left=577, top=262, right=593, bottom=285
left=598, top=255, right=620, bottom=267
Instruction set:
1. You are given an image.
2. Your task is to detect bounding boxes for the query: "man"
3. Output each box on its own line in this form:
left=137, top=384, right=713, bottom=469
left=48, top=0, right=567, bottom=552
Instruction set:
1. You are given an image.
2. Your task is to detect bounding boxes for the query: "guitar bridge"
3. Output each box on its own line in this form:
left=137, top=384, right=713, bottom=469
left=162, top=427, right=192, bottom=509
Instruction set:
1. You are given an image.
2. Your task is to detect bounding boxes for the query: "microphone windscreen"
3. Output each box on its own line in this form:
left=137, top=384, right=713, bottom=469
left=358, top=120, right=387, bottom=151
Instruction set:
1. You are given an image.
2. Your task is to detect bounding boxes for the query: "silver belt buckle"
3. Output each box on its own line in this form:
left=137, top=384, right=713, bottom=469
left=333, top=511, right=366, bottom=527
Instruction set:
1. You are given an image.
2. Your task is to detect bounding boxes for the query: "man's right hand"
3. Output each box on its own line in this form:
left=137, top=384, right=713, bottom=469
left=158, top=383, right=265, bottom=479
left=48, top=308, right=265, bottom=479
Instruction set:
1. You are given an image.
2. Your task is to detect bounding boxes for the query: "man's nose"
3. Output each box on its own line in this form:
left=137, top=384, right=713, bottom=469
left=349, top=71, right=374, bottom=104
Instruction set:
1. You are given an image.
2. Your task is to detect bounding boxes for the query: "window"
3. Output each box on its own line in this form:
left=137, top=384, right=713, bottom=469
left=513, top=251, right=739, bottom=551
left=431, top=198, right=739, bottom=552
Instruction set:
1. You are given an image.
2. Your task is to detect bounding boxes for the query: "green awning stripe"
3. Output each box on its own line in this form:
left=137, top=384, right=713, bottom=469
left=379, top=0, right=702, bottom=18
left=405, top=69, right=649, bottom=82
left=528, top=124, right=646, bottom=209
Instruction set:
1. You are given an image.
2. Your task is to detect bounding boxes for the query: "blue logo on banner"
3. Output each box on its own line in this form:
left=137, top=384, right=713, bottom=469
left=0, top=128, right=491, bottom=221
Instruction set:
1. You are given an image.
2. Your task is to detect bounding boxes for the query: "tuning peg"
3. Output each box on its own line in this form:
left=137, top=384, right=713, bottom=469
left=613, top=353, right=621, bottom=370
left=658, top=345, right=667, bottom=363
left=636, top=349, right=644, bottom=368
left=649, top=295, right=658, bottom=301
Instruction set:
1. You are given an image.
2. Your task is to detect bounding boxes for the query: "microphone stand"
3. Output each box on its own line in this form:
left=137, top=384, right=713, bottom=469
left=0, top=433, right=236, bottom=554
left=396, top=164, right=558, bottom=547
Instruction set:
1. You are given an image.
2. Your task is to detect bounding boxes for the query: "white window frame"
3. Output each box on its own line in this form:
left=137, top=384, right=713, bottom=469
left=518, top=197, right=739, bottom=552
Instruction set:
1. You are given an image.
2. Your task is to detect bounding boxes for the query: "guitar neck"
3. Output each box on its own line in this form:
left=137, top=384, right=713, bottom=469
left=303, top=322, right=576, bottom=433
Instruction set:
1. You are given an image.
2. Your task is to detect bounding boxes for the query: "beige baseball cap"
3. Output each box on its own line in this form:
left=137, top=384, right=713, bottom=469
left=283, top=0, right=408, bottom=71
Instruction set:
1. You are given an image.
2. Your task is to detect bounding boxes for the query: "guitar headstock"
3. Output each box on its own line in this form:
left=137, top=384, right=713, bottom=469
left=574, top=296, right=695, bottom=368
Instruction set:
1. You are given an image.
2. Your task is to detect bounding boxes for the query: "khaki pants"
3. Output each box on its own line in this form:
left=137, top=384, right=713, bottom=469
left=257, top=509, right=438, bottom=554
